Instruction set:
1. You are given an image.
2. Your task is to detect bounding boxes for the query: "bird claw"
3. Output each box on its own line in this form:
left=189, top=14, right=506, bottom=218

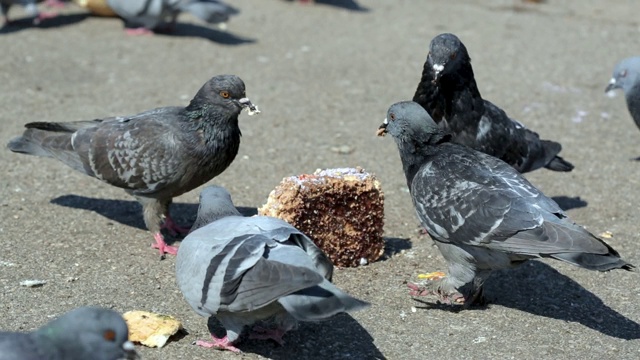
left=152, top=233, right=178, bottom=256
left=249, top=325, right=287, bottom=346
left=45, top=0, right=66, bottom=8
left=195, top=335, right=241, bottom=353
left=33, top=12, right=57, bottom=25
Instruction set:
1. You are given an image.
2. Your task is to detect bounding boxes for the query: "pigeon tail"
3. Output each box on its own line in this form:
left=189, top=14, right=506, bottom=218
left=544, top=156, right=574, bottom=172
left=540, top=140, right=573, bottom=172
left=549, top=252, right=635, bottom=272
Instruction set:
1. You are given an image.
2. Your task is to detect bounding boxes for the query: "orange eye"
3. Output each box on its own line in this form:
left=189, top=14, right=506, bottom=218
left=389, top=113, right=396, bottom=121
left=450, top=52, right=456, bottom=60
left=219, top=91, right=230, bottom=99
left=103, top=330, right=116, bottom=342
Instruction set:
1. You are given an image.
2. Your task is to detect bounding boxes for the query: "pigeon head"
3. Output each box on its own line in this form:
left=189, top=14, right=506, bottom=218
left=427, top=33, right=469, bottom=82
left=190, top=185, right=242, bottom=232
left=605, top=57, right=640, bottom=94
left=36, top=307, right=138, bottom=360
left=377, top=101, right=449, bottom=145
left=189, top=74, right=260, bottom=116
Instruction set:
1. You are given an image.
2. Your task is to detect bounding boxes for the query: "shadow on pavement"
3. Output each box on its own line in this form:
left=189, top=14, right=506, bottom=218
left=156, top=23, right=256, bottom=45
left=204, top=313, right=385, bottom=359
left=0, top=13, right=89, bottom=34
left=551, top=195, right=588, bottom=211
left=380, top=237, right=412, bottom=260
left=487, top=261, right=640, bottom=340
left=50, top=194, right=257, bottom=230
left=314, top=0, right=369, bottom=12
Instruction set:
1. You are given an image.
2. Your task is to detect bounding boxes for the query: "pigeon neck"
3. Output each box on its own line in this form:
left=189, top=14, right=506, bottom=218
left=191, top=205, right=241, bottom=231
left=440, top=60, right=483, bottom=114
left=185, top=104, right=242, bottom=143
left=397, top=131, right=450, bottom=187
left=413, top=65, right=445, bottom=122
left=625, top=84, right=640, bottom=128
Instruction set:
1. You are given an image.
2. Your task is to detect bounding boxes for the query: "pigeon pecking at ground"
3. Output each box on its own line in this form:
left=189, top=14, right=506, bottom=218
left=377, top=101, right=634, bottom=306
left=0, top=306, right=138, bottom=360
left=7, top=74, right=259, bottom=256
left=107, top=0, right=239, bottom=35
left=605, top=57, right=640, bottom=133
left=176, top=186, right=369, bottom=352
left=412, top=33, right=573, bottom=174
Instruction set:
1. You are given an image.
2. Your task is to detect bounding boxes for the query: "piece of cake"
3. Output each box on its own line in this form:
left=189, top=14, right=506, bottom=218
left=258, top=167, right=385, bottom=267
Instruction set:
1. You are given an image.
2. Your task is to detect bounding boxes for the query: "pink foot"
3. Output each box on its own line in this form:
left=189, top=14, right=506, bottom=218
left=33, top=12, right=57, bottom=25
left=162, top=215, right=190, bottom=236
left=249, top=325, right=287, bottom=345
left=152, top=233, right=178, bottom=256
left=195, top=335, right=240, bottom=353
left=45, top=0, right=66, bottom=9
left=125, top=27, right=154, bottom=36
left=407, top=282, right=464, bottom=305
left=407, top=282, right=431, bottom=297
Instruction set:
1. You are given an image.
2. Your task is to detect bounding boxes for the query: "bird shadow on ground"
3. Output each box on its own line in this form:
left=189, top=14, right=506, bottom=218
left=155, top=23, right=256, bottom=45
left=410, top=261, right=640, bottom=339
left=631, top=156, right=640, bottom=161
left=206, top=313, right=385, bottom=359
left=379, top=237, right=412, bottom=261
left=49, top=194, right=258, bottom=231
left=551, top=196, right=588, bottom=211
left=0, top=13, right=89, bottom=34
left=313, top=0, right=370, bottom=12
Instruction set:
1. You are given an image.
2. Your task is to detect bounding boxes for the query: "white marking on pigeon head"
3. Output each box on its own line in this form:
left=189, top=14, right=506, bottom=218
left=383, top=117, right=388, bottom=125
left=432, top=64, right=444, bottom=72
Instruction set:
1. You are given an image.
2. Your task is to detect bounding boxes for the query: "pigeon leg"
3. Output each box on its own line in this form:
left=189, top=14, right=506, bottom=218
left=151, top=233, right=179, bottom=255
left=33, top=12, right=57, bottom=25
left=249, top=325, right=287, bottom=346
left=195, top=335, right=241, bottom=353
left=45, top=0, right=66, bottom=8
left=125, top=27, right=154, bottom=36
left=162, top=214, right=190, bottom=236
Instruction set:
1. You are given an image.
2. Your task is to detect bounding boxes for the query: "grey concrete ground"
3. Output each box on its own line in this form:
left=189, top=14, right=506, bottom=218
left=1, top=0, right=639, bottom=359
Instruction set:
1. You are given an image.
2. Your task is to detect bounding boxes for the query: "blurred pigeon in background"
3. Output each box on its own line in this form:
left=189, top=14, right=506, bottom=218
left=107, top=0, right=239, bottom=35
left=413, top=33, right=574, bottom=173
left=0, top=306, right=138, bottom=360
left=1, top=0, right=59, bottom=25
left=176, top=186, right=369, bottom=352
left=378, top=101, right=633, bottom=306
left=7, top=74, right=259, bottom=256
left=605, top=57, right=640, bottom=132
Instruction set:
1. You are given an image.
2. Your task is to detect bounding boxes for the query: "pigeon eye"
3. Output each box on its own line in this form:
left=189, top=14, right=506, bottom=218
left=389, top=113, right=396, bottom=121
left=621, top=70, right=627, bottom=77
left=219, top=91, right=230, bottom=99
left=450, top=52, right=457, bottom=60
left=103, top=330, right=116, bottom=342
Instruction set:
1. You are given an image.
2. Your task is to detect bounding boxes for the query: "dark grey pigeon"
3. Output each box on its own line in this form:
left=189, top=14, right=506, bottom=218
left=413, top=33, right=573, bottom=173
left=176, top=186, right=369, bottom=352
left=7, top=74, right=259, bottom=256
left=605, top=56, right=640, bottom=132
left=107, top=0, right=239, bottom=35
left=377, top=101, right=633, bottom=306
left=0, top=306, right=138, bottom=360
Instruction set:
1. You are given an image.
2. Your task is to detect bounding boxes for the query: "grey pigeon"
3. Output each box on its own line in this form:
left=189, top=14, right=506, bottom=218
left=1, top=0, right=57, bottom=25
left=0, top=306, right=138, bottom=360
left=413, top=33, right=573, bottom=173
left=377, top=101, right=633, bottom=306
left=107, top=0, right=239, bottom=35
left=176, top=186, right=369, bottom=352
left=605, top=56, right=640, bottom=132
left=7, top=74, right=259, bottom=256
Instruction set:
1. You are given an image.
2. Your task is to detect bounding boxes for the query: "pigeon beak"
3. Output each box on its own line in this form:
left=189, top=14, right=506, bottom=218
left=604, top=78, right=619, bottom=93
left=432, top=63, right=445, bottom=83
left=238, top=97, right=260, bottom=116
left=376, top=118, right=388, bottom=137
left=122, top=341, right=140, bottom=359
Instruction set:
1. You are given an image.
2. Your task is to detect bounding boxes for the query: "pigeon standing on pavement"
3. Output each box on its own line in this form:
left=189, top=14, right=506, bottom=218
left=413, top=33, right=573, bottom=173
left=605, top=57, right=640, bottom=132
left=0, top=306, right=138, bottom=360
left=176, top=186, right=369, bottom=352
left=7, top=74, right=259, bottom=256
left=107, top=0, right=239, bottom=35
left=377, top=101, right=634, bottom=306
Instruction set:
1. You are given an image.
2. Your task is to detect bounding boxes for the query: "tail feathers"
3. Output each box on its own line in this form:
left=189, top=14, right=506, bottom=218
left=7, top=128, right=88, bottom=174
left=25, top=119, right=101, bottom=132
left=550, top=252, right=635, bottom=272
left=278, top=280, right=369, bottom=322
left=545, top=155, right=574, bottom=172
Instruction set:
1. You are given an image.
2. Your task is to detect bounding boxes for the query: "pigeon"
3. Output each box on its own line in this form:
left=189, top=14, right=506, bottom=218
left=377, top=101, right=634, bottom=306
left=106, top=0, right=239, bottom=35
left=412, top=33, right=573, bottom=173
left=7, top=74, right=259, bottom=256
left=1, top=0, right=57, bottom=25
left=605, top=57, right=640, bottom=132
left=0, top=306, right=138, bottom=360
left=176, top=186, right=369, bottom=352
